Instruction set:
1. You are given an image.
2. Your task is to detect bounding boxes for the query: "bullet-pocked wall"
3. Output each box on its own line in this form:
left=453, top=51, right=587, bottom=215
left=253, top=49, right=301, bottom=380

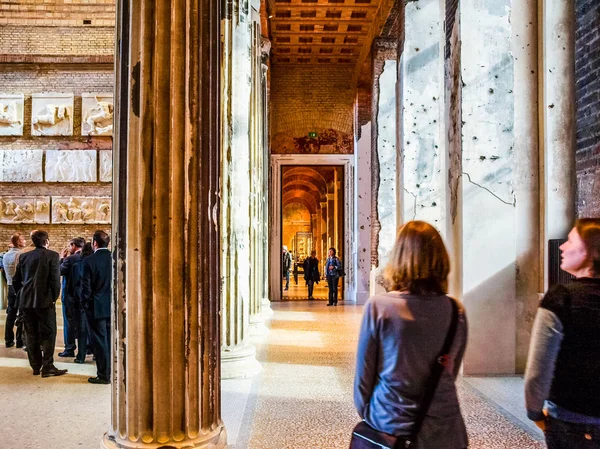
left=0, top=2, right=116, bottom=252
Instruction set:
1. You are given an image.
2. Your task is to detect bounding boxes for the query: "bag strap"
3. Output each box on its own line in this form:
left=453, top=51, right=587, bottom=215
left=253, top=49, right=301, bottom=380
left=402, top=297, right=460, bottom=448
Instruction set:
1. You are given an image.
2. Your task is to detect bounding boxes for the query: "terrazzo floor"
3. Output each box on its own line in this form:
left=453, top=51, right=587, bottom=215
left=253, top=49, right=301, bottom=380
left=0, top=302, right=544, bottom=448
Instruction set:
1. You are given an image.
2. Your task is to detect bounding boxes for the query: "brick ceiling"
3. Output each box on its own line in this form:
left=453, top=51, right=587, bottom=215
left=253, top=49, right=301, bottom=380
left=267, top=0, right=394, bottom=67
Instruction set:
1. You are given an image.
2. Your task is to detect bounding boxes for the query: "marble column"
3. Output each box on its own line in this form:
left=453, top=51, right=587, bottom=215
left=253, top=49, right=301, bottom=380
left=249, top=8, right=268, bottom=336
left=542, top=0, right=576, bottom=276
left=260, top=60, right=273, bottom=318
left=220, top=0, right=261, bottom=379
left=105, top=0, right=226, bottom=447
left=355, top=122, right=372, bottom=305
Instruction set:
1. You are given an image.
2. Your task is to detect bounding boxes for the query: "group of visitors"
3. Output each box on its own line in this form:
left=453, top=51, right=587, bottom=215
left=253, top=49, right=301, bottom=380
left=351, top=219, right=600, bottom=449
left=1, top=230, right=112, bottom=384
left=282, top=246, right=344, bottom=305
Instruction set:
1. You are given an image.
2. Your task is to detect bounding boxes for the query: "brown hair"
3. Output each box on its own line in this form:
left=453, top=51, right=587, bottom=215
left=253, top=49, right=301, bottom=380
left=575, top=218, right=600, bottom=276
left=10, top=233, right=22, bottom=247
left=382, top=221, right=450, bottom=295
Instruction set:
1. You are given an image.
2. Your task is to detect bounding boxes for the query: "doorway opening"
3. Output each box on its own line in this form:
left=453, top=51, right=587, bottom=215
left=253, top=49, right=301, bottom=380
left=280, top=165, right=345, bottom=301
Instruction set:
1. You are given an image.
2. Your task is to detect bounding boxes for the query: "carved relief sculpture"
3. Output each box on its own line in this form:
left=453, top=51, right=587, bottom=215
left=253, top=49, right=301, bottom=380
left=99, top=150, right=112, bottom=182
left=51, top=197, right=111, bottom=224
left=0, top=197, right=50, bottom=224
left=0, top=150, right=44, bottom=182
left=31, top=93, right=74, bottom=136
left=0, top=94, right=24, bottom=136
left=45, top=150, right=97, bottom=182
left=82, top=93, right=114, bottom=136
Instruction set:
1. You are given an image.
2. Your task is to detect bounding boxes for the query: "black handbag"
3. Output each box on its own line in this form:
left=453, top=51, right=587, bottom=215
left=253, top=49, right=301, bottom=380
left=349, top=298, right=459, bottom=449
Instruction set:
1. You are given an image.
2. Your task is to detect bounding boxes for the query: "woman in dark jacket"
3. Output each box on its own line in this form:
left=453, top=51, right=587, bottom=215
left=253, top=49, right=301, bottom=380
left=525, top=218, right=600, bottom=449
left=324, top=247, right=342, bottom=306
left=303, top=250, right=320, bottom=300
left=354, top=221, right=468, bottom=449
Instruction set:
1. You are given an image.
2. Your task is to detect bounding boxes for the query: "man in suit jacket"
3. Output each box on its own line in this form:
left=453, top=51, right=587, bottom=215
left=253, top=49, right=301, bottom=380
left=12, top=230, right=67, bottom=377
left=81, top=230, right=112, bottom=384
left=58, top=237, right=85, bottom=358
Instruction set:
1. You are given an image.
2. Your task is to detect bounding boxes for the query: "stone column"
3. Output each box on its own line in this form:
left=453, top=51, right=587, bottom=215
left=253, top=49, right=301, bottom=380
left=355, top=122, right=372, bottom=305
left=249, top=10, right=268, bottom=336
left=542, top=0, right=576, bottom=277
left=260, top=60, right=273, bottom=318
left=513, top=0, right=541, bottom=372
left=220, top=0, right=261, bottom=379
left=106, top=0, right=226, bottom=447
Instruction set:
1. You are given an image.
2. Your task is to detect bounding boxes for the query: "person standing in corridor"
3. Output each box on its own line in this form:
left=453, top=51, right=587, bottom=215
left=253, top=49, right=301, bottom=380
left=3, top=232, right=26, bottom=348
left=325, top=247, right=342, bottom=306
left=81, top=230, right=112, bottom=385
left=303, top=250, right=320, bottom=300
left=282, top=246, right=292, bottom=291
left=12, top=230, right=67, bottom=378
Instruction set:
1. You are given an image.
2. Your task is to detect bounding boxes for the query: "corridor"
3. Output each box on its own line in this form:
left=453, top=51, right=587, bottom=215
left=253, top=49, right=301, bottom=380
left=0, top=301, right=544, bottom=448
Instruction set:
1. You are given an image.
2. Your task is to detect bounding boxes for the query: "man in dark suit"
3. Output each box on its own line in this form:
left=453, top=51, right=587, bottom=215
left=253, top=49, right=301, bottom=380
left=58, top=237, right=85, bottom=358
left=81, top=230, right=112, bottom=384
left=12, top=230, right=67, bottom=377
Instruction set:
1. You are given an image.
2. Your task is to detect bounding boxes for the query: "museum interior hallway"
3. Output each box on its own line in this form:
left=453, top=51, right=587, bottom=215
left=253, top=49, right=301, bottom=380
left=0, top=301, right=544, bottom=449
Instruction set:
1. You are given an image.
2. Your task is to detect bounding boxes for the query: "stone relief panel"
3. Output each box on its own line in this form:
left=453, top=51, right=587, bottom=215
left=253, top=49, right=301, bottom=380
left=52, top=197, right=111, bottom=224
left=45, top=150, right=97, bottom=182
left=0, top=197, right=50, bottom=224
left=31, top=93, right=74, bottom=136
left=0, top=150, right=43, bottom=182
left=0, top=93, right=24, bottom=136
left=82, top=92, right=114, bottom=136
left=99, top=150, right=112, bottom=182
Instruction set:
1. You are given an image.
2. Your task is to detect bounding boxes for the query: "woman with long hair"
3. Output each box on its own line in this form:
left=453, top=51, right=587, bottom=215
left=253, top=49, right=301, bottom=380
left=525, top=218, right=600, bottom=448
left=353, top=221, right=468, bottom=449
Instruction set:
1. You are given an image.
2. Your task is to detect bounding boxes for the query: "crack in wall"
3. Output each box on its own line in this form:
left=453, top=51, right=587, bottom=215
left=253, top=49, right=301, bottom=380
left=403, top=187, right=417, bottom=221
left=462, top=171, right=515, bottom=206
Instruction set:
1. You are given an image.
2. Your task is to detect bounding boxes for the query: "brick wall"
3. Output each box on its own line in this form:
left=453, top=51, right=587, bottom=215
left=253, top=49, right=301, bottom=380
left=270, top=64, right=355, bottom=152
left=575, top=0, right=600, bottom=217
left=0, top=0, right=115, bottom=26
left=0, top=26, right=114, bottom=56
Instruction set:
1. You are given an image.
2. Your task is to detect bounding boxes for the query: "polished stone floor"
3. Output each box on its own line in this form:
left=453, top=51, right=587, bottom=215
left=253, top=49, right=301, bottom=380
left=0, top=301, right=544, bottom=449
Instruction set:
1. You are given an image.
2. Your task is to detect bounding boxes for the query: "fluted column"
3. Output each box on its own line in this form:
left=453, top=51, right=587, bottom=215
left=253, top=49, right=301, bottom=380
left=249, top=11, right=268, bottom=336
left=105, top=0, right=225, bottom=448
left=260, top=60, right=273, bottom=318
left=220, top=0, right=261, bottom=379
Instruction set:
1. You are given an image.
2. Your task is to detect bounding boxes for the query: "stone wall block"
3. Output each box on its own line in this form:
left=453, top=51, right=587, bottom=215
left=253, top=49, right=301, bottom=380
left=99, top=150, right=112, bottom=182
left=0, top=149, right=43, bottom=182
left=0, top=196, right=50, bottom=224
left=0, top=93, right=24, bottom=136
left=82, top=92, right=114, bottom=136
left=31, top=93, right=74, bottom=136
left=51, top=196, right=110, bottom=224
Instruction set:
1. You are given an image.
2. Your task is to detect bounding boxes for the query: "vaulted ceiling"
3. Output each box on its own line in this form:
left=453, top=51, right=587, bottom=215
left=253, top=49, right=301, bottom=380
left=265, top=0, right=395, bottom=69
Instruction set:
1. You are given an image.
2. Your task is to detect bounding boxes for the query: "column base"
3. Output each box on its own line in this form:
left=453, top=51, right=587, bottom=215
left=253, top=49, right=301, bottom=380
left=221, top=343, right=262, bottom=379
left=260, top=297, right=274, bottom=317
left=249, top=313, right=269, bottom=337
left=101, top=424, right=227, bottom=449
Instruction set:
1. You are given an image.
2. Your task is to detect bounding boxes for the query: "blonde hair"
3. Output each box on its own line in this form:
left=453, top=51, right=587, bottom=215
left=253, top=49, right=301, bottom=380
left=382, top=221, right=450, bottom=295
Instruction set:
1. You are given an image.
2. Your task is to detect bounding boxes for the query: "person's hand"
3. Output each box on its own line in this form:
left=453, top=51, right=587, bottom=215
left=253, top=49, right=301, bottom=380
left=61, top=248, right=69, bottom=259
left=534, top=420, right=546, bottom=432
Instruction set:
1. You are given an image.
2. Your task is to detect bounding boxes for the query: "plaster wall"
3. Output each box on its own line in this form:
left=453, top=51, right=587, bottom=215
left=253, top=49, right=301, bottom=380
left=460, top=0, right=516, bottom=374
left=401, top=0, right=444, bottom=228
left=376, top=60, right=398, bottom=269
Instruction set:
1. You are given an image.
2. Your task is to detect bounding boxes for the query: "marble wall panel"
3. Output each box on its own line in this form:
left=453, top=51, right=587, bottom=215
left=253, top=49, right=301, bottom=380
left=0, top=197, right=50, bottom=224
left=52, top=197, right=111, bottom=224
left=0, top=93, right=24, bottom=136
left=31, top=93, right=74, bottom=136
left=82, top=92, right=114, bottom=136
left=0, top=150, right=43, bottom=182
left=99, top=150, right=112, bottom=182
left=45, top=150, right=97, bottom=182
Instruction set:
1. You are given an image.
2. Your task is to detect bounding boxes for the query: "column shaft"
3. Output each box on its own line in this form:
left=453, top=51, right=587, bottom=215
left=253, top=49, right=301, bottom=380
left=107, top=0, right=225, bottom=447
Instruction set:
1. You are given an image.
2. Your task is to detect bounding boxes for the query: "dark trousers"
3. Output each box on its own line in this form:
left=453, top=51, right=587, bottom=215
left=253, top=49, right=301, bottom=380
left=283, top=271, right=290, bottom=290
left=74, top=307, right=89, bottom=361
left=87, top=314, right=111, bottom=380
left=546, top=417, right=600, bottom=449
left=327, top=276, right=339, bottom=305
left=61, top=296, right=76, bottom=352
left=5, top=285, right=24, bottom=345
left=22, top=307, right=57, bottom=372
left=307, top=279, right=315, bottom=299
